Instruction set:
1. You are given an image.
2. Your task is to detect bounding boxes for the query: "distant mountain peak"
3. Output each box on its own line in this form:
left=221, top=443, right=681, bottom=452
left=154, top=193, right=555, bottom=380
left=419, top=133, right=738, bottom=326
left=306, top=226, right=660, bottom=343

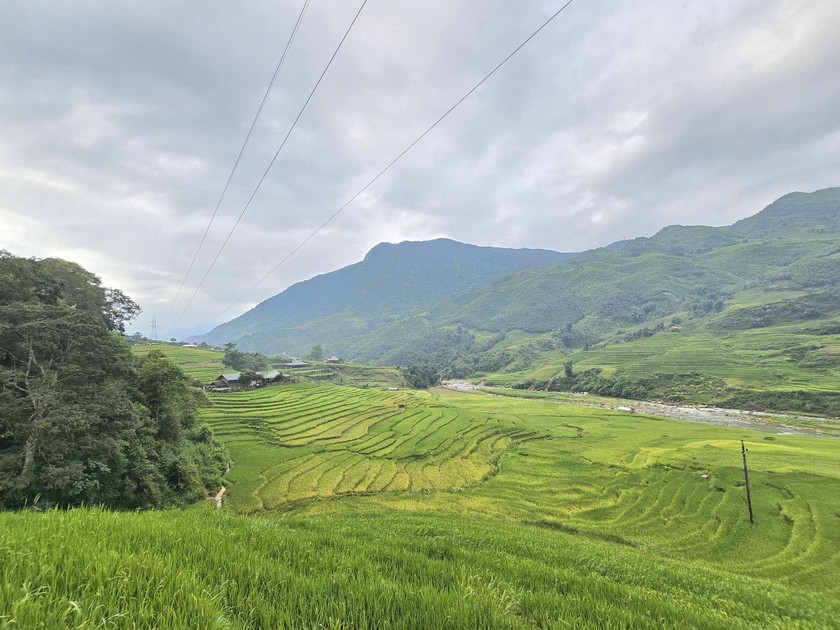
left=191, top=188, right=840, bottom=361
left=193, top=238, right=572, bottom=353
left=731, top=187, right=840, bottom=237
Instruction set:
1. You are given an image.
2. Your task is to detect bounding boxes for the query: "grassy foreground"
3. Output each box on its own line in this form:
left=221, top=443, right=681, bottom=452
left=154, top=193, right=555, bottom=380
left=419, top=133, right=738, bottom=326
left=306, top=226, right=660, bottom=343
left=2, top=383, right=839, bottom=627
left=2, top=507, right=837, bottom=628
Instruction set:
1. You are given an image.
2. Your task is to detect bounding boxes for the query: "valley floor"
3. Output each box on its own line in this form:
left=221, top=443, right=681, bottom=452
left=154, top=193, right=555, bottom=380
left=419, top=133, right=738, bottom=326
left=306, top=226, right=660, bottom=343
left=443, top=380, right=840, bottom=438
left=3, top=382, right=839, bottom=628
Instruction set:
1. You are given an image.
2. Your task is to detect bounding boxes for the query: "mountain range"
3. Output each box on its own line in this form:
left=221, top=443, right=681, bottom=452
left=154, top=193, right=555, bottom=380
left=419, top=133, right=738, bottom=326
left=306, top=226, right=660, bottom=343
left=194, top=239, right=572, bottom=355
left=192, top=187, right=840, bottom=413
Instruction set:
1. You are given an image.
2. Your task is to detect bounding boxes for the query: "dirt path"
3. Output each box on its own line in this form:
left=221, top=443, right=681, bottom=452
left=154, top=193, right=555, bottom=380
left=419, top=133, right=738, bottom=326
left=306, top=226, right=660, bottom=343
left=441, top=380, right=839, bottom=439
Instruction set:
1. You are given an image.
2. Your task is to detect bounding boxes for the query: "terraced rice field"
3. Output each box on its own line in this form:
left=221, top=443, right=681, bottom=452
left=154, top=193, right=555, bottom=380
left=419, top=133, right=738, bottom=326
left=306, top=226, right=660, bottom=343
left=131, top=343, right=225, bottom=382
left=295, top=389, right=840, bottom=597
left=4, top=383, right=839, bottom=626
left=484, top=317, right=840, bottom=400
left=203, top=384, right=544, bottom=511
left=204, top=382, right=840, bottom=600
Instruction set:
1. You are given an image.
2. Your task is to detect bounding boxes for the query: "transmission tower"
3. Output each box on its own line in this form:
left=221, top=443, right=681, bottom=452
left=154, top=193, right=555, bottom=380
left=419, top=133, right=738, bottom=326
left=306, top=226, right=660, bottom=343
left=151, top=316, right=158, bottom=341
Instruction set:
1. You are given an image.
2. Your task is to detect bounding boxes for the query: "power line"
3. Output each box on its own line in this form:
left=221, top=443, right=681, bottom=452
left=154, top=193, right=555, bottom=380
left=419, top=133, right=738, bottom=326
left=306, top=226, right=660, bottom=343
left=161, top=0, right=311, bottom=326
left=173, top=0, right=369, bottom=326
left=209, top=0, right=578, bottom=325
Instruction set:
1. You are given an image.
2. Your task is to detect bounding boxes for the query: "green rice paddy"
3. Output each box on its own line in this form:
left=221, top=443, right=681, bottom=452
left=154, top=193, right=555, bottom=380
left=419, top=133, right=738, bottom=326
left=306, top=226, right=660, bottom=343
left=130, top=343, right=226, bottom=382
left=204, top=384, right=542, bottom=512
left=3, top=380, right=839, bottom=627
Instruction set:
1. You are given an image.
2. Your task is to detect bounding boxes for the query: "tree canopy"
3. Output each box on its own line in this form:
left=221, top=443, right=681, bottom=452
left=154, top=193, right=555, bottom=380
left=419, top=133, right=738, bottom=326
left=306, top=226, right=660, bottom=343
left=222, top=342, right=271, bottom=372
left=0, top=252, right=229, bottom=509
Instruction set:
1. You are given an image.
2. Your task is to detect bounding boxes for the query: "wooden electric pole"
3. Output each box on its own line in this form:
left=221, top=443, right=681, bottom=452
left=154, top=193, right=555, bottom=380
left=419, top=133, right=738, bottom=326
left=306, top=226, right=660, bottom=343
left=741, top=440, right=754, bottom=524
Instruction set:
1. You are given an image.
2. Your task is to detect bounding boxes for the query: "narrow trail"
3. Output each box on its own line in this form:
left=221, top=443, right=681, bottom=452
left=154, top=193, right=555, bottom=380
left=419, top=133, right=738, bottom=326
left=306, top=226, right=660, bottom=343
left=441, top=380, right=839, bottom=439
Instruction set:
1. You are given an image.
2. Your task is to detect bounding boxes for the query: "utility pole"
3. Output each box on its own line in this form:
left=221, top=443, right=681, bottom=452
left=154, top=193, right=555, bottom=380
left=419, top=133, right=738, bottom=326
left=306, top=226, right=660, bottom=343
left=151, top=316, right=158, bottom=341
left=741, top=440, right=754, bottom=524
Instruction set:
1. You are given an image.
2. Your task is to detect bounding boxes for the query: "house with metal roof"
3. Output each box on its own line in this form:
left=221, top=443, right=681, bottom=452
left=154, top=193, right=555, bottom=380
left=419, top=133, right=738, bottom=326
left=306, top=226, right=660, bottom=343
left=214, top=372, right=241, bottom=387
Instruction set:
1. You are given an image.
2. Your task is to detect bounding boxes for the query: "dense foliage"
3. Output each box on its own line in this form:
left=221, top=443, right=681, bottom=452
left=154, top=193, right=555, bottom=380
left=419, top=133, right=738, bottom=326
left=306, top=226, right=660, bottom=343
left=0, top=252, right=229, bottom=509
left=399, top=365, right=441, bottom=389
left=512, top=368, right=840, bottom=416
left=222, top=342, right=272, bottom=371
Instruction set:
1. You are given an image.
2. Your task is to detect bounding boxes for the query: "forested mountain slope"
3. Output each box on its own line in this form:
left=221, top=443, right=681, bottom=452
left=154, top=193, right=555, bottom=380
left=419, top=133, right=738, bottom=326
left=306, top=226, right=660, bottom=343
left=195, top=188, right=840, bottom=413
left=448, top=188, right=839, bottom=336
left=194, top=239, right=570, bottom=354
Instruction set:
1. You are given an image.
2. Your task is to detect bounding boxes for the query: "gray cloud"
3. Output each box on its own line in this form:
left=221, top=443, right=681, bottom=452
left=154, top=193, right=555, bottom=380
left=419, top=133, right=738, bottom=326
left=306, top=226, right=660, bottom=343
left=1, top=0, right=838, bottom=337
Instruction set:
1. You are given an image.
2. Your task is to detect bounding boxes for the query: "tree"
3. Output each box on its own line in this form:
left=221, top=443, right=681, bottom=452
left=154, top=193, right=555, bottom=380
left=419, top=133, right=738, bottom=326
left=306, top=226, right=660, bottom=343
left=0, top=252, right=229, bottom=510
left=308, top=344, right=324, bottom=361
left=564, top=361, right=574, bottom=380
left=135, top=350, right=230, bottom=499
left=0, top=305, right=135, bottom=507
left=102, top=288, right=141, bottom=333
left=223, top=342, right=269, bottom=371
left=400, top=366, right=440, bottom=389
left=238, top=369, right=259, bottom=386
left=223, top=342, right=244, bottom=370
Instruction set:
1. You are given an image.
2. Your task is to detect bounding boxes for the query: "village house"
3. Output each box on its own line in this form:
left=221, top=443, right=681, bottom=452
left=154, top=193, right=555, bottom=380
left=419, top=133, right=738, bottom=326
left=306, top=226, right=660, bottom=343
left=212, top=370, right=284, bottom=389
left=214, top=372, right=241, bottom=388
left=286, top=359, right=308, bottom=369
left=325, top=356, right=342, bottom=364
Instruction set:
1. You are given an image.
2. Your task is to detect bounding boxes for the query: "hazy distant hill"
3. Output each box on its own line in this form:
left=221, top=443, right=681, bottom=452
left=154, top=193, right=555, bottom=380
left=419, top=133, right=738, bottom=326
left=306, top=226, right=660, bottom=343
left=193, top=188, right=840, bottom=413
left=444, top=188, right=840, bottom=339
left=193, top=239, right=571, bottom=354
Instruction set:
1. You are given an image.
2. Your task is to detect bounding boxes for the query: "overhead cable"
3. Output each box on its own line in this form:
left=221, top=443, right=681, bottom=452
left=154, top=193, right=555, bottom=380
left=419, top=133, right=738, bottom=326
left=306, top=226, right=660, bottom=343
left=173, top=0, right=369, bottom=325
left=162, top=0, right=312, bottom=326
left=209, top=0, right=578, bottom=324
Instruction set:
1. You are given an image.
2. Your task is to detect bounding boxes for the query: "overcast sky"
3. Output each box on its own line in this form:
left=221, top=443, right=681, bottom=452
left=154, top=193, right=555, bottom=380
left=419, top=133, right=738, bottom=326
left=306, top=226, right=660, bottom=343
left=2, top=0, right=839, bottom=337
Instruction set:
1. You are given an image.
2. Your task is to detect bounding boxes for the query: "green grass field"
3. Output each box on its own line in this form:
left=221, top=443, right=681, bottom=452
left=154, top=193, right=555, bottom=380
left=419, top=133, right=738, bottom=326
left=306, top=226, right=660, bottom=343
left=567, top=325, right=840, bottom=392
left=203, top=384, right=540, bottom=512
left=131, top=343, right=226, bottom=382
left=488, top=323, right=840, bottom=394
left=480, top=314, right=840, bottom=415
left=3, top=383, right=838, bottom=627
left=129, top=343, right=406, bottom=388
